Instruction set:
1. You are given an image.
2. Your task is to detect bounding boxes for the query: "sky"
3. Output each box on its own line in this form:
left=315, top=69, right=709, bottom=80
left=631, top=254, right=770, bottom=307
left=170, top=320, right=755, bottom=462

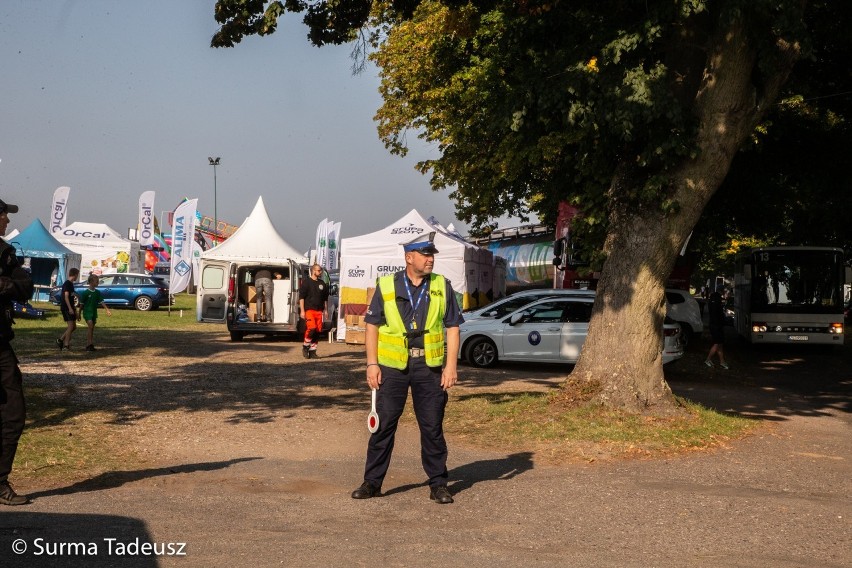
left=0, top=1, right=529, bottom=251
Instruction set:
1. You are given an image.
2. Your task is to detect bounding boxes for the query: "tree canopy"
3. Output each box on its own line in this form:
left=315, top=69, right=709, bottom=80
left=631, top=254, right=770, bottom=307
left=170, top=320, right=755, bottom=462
left=212, top=0, right=844, bottom=411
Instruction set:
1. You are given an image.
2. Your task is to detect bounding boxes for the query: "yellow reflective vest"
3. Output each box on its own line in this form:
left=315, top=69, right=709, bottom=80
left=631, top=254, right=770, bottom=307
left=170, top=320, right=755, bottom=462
left=377, top=273, right=447, bottom=369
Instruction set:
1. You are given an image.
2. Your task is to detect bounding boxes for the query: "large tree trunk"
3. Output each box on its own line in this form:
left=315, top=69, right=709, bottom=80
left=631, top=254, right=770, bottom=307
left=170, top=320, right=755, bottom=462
left=570, top=16, right=801, bottom=412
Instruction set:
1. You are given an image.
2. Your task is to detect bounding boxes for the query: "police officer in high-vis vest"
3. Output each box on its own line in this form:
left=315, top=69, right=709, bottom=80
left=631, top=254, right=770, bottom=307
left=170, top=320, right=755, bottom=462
left=351, top=231, right=463, bottom=504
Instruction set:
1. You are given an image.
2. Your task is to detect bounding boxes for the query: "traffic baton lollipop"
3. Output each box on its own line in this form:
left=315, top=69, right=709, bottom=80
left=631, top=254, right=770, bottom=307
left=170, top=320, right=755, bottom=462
left=367, top=388, right=380, bottom=433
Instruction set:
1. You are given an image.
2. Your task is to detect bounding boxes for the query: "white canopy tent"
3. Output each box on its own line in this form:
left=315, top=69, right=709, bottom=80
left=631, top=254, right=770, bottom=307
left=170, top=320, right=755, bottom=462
left=55, top=222, right=142, bottom=279
left=197, top=197, right=309, bottom=326
left=200, top=197, right=306, bottom=263
left=338, top=209, right=496, bottom=339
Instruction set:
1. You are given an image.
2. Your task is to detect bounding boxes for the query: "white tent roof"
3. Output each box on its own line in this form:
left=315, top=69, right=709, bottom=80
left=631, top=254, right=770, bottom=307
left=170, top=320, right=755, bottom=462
left=57, top=222, right=130, bottom=246
left=342, top=209, right=468, bottom=262
left=201, top=197, right=307, bottom=262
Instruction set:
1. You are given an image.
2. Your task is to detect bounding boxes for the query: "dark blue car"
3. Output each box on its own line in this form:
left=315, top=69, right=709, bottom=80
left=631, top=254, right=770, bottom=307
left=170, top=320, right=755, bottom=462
left=49, top=272, right=171, bottom=311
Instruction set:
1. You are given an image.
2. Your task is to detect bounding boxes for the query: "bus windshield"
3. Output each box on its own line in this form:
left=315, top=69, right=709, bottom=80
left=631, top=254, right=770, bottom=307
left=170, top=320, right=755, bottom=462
left=750, top=249, right=844, bottom=313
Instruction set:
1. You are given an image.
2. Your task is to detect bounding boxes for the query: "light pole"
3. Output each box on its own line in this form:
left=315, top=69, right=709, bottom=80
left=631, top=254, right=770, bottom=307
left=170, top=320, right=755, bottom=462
left=208, top=156, right=220, bottom=240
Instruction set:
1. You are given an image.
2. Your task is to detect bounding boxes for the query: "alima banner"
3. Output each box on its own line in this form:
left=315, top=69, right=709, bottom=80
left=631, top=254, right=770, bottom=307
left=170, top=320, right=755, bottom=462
left=138, top=191, right=156, bottom=247
left=50, top=186, right=70, bottom=234
left=169, top=198, right=198, bottom=294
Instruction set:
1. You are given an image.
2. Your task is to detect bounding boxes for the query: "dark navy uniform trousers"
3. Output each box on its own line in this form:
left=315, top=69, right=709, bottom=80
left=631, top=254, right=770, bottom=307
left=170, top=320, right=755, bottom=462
left=364, top=356, right=449, bottom=489
left=0, top=347, right=25, bottom=484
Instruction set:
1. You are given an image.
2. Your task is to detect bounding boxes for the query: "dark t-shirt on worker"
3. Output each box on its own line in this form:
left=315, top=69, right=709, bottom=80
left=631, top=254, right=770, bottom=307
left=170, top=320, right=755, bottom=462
left=299, top=277, right=329, bottom=311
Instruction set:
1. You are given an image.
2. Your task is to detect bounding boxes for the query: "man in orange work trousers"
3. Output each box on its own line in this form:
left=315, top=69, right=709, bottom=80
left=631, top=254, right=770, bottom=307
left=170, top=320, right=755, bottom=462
left=299, top=264, right=328, bottom=359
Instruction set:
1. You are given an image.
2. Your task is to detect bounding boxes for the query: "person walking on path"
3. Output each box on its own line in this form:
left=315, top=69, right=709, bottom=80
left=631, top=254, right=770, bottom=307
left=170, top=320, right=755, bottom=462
left=705, top=289, right=728, bottom=369
left=79, top=274, right=111, bottom=352
left=351, top=231, right=463, bottom=505
left=0, top=198, right=34, bottom=506
left=253, top=268, right=273, bottom=322
left=56, top=267, right=80, bottom=351
left=299, top=264, right=328, bottom=358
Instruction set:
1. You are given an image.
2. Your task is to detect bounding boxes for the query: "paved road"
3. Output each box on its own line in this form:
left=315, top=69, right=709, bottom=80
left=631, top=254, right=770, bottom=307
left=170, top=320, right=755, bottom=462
left=2, top=335, right=850, bottom=568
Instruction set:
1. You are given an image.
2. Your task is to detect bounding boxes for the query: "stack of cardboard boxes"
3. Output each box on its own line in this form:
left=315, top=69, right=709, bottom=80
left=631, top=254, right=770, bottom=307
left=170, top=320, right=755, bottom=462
left=240, top=284, right=259, bottom=322
left=344, top=314, right=367, bottom=344
left=345, top=287, right=376, bottom=345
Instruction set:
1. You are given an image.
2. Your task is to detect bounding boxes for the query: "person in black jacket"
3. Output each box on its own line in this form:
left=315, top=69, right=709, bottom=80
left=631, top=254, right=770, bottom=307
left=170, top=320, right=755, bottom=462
left=0, top=199, right=34, bottom=506
left=704, top=289, right=729, bottom=370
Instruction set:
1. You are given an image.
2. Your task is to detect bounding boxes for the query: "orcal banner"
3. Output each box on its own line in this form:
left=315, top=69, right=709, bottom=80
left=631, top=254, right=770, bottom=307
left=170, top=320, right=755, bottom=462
left=50, top=186, right=70, bottom=234
left=138, top=191, right=156, bottom=247
left=169, top=199, right=198, bottom=294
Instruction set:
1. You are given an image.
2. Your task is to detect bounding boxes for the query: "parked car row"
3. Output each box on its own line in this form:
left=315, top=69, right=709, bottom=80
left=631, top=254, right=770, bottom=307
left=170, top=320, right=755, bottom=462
left=458, top=291, right=685, bottom=368
left=465, top=287, right=703, bottom=347
left=48, top=272, right=172, bottom=311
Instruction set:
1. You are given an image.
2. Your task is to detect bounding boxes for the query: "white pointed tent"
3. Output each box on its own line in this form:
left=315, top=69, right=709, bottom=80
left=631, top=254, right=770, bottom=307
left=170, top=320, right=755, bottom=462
left=200, top=197, right=307, bottom=263
left=338, top=209, right=495, bottom=339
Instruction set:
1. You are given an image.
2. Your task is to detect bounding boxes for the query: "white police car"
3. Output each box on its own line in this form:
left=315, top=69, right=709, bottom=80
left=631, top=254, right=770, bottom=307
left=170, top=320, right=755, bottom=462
left=458, top=296, right=684, bottom=368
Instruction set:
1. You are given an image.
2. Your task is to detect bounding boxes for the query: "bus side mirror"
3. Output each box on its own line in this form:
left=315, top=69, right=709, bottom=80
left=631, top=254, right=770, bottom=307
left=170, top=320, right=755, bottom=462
left=553, top=239, right=565, bottom=257
left=846, top=266, right=852, bottom=284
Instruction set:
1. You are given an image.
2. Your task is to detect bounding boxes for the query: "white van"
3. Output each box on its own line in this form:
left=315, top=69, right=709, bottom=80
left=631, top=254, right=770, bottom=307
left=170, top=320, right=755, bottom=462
left=197, top=260, right=333, bottom=341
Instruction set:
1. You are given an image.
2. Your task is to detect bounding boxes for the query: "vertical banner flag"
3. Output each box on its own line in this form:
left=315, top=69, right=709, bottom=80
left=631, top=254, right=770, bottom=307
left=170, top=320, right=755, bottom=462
left=327, top=221, right=341, bottom=270
left=169, top=199, right=198, bottom=294
left=50, top=186, right=71, bottom=234
left=138, top=191, right=156, bottom=247
left=315, top=218, right=329, bottom=267
left=191, top=232, right=205, bottom=287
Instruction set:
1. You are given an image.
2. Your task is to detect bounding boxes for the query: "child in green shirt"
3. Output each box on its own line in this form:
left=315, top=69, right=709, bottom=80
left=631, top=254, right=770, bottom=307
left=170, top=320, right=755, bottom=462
left=79, top=274, right=112, bottom=351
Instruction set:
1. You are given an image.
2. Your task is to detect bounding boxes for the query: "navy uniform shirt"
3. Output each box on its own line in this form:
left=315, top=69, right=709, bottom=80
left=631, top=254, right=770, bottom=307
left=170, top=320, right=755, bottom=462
left=364, top=271, right=464, bottom=350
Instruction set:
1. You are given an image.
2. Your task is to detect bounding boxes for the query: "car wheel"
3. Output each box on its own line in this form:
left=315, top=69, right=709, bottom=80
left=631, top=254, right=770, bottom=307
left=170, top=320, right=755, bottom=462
left=466, top=336, right=498, bottom=368
left=678, top=323, right=693, bottom=349
left=134, top=296, right=153, bottom=311
left=230, top=330, right=244, bottom=342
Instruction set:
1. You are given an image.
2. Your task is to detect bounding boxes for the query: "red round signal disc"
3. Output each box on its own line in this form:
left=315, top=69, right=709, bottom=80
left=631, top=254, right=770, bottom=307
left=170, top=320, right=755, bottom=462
left=367, top=388, right=380, bottom=433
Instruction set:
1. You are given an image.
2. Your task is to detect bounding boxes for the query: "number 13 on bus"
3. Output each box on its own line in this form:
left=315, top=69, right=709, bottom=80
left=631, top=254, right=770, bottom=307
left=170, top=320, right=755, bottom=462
left=733, top=247, right=851, bottom=345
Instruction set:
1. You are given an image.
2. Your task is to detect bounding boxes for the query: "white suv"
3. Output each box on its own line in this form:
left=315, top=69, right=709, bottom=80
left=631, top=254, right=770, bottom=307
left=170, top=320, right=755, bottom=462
left=665, top=288, right=703, bottom=347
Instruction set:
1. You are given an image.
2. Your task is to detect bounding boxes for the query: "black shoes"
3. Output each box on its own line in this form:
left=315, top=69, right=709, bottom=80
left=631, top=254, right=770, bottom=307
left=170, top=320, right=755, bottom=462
left=302, top=345, right=310, bottom=359
left=429, top=485, right=454, bottom=504
left=0, top=482, right=29, bottom=506
left=350, top=481, right=453, bottom=503
left=351, top=481, right=381, bottom=499
left=85, top=344, right=96, bottom=351
left=56, top=337, right=64, bottom=350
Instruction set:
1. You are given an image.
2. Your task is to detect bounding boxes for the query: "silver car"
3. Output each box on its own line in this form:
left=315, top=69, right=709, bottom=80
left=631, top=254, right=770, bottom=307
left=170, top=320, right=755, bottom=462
left=464, top=288, right=596, bottom=321
left=459, top=296, right=683, bottom=368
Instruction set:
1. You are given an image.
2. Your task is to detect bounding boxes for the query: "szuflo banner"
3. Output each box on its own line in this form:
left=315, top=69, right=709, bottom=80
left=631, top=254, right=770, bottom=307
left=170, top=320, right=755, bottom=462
left=138, top=191, right=156, bottom=247
left=327, top=221, right=341, bottom=271
left=169, top=198, right=198, bottom=294
left=50, top=186, right=70, bottom=234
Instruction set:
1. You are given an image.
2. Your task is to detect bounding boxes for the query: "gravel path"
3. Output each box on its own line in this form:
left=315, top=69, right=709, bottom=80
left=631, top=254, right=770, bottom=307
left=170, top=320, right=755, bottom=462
left=2, top=330, right=850, bottom=568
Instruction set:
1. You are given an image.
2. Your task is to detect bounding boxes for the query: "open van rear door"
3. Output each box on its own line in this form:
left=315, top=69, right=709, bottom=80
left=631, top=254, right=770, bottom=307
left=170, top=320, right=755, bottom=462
left=197, top=260, right=231, bottom=322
